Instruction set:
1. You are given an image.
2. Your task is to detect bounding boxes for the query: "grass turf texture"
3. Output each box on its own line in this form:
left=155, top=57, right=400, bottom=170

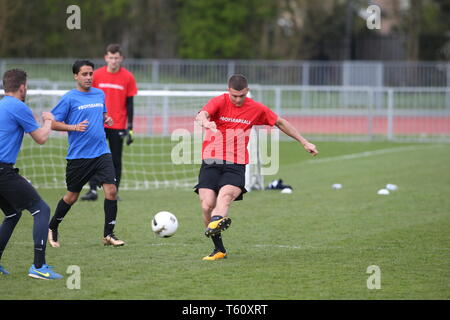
left=1, top=141, right=449, bottom=299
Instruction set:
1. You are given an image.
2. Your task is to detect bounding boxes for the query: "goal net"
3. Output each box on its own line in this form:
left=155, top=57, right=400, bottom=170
left=18, top=89, right=266, bottom=191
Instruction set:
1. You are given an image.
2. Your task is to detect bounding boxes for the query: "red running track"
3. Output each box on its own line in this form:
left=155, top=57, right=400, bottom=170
left=132, top=115, right=450, bottom=135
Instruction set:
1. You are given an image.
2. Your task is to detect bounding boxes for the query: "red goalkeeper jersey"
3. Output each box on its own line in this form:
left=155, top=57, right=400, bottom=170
left=201, top=93, right=278, bottom=164
left=93, top=66, right=138, bottom=130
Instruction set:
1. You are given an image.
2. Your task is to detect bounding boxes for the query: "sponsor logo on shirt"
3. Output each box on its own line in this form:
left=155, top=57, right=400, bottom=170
left=77, top=103, right=103, bottom=110
left=98, top=83, right=124, bottom=90
left=219, top=116, right=251, bottom=125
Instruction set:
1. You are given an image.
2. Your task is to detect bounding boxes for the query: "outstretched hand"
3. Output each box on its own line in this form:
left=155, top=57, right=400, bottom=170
left=73, top=119, right=88, bottom=132
left=202, top=120, right=218, bottom=133
left=303, top=142, right=318, bottom=156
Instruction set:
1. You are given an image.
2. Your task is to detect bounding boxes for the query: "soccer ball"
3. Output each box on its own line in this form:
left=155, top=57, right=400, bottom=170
left=151, top=211, right=178, bottom=238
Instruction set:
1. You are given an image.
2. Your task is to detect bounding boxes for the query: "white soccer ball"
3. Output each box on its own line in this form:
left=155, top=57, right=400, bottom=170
left=151, top=211, right=178, bottom=238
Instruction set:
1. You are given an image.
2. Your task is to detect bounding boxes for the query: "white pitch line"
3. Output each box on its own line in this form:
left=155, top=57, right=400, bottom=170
left=10, top=241, right=450, bottom=252
left=254, top=244, right=302, bottom=250
left=304, top=144, right=445, bottom=164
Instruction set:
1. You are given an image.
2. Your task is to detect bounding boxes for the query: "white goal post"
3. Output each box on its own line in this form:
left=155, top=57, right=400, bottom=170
left=19, top=89, right=265, bottom=191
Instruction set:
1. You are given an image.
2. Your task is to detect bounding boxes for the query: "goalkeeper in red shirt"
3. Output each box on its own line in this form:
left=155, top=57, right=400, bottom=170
left=195, top=74, right=318, bottom=260
left=81, top=44, right=138, bottom=201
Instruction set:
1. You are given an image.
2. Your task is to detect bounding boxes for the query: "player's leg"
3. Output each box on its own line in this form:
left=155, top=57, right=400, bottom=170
left=204, top=185, right=240, bottom=237
left=211, top=184, right=242, bottom=218
left=198, top=188, right=217, bottom=227
left=202, top=163, right=246, bottom=261
left=0, top=166, right=62, bottom=279
left=26, top=198, right=62, bottom=279
left=202, top=185, right=241, bottom=261
left=101, top=183, right=123, bottom=246
left=101, top=183, right=124, bottom=246
left=80, top=176, right=100, bottom=201
left=97, top=154, right=124, bottom=246
left=81, top=129, right=119, bottom=202
left=205, top=163, right=246, bottom=237
left=198, top=188, right=228, bottom=260
left=194, top=161, right=231, bottom=232
left=107, top=129, right=124, bottom=191
left=49, top=158, right=90, bottom=247
left=48, top=191, right=79, bottom=248
left=0, top=196, right=22, bottom=275
left=194, top=161, right=228, bottom=260
left=81, top=130, right=117, bottom=202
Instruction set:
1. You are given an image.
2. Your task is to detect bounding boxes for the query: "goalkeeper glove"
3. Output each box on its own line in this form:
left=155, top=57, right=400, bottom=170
left=126, top=130, right=134, bottom=146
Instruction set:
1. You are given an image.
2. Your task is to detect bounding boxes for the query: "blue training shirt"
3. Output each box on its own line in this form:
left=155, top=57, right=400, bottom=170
left=0, top=95, right=39, bottom=164
left=51, top=88, right=110, bottom=159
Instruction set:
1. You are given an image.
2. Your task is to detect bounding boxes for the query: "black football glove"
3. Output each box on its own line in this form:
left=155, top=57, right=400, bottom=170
left=126, top=129, right=134, bottom=146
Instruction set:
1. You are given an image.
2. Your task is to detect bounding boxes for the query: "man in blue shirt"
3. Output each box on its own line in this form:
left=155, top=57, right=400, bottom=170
left=0, top=69, right=63, bottom=279
left=48, top=60, right=125, bottom=247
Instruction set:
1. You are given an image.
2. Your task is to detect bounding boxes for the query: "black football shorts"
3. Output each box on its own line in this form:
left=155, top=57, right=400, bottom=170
left=65, top=153, right=117, bottom=193
left=0, top=163, right=42, bottom=212
left=194, top=159, right=247, bottom=201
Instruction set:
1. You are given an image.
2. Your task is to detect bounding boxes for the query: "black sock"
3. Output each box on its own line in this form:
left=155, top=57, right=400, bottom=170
left=0, top=211, right=22, bottom=261
left=89, top=178, right=99, bottom=191
left=49, top=199, right=72, bottom=231
left=211, top=233, right=226, bottom=253
left=104, top=199, right=118, bottom=237
left=30, top=200, right=50, bottom=269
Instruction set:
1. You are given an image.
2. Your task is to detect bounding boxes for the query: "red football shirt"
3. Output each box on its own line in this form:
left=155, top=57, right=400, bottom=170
left=93, top=66, right=138, bottom=130
left=201, top=93, right=278, bottom=164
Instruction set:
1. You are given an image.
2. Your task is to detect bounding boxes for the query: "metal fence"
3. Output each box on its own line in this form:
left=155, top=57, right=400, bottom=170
left=1, top=58, right=450, bottom=87
left=2, top=58, right=449, bottom=142
left=23, top=86, right=450, bottom=143
left=251, top=86, right=450, bottom=142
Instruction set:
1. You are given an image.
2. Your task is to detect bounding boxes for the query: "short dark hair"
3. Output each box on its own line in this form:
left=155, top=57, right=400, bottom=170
left=72, top=60, right=95, bottom=74
left=2, top=69, right=27, bottom=93
left=228, top=74, right=248, bottom=91
left=106, top=43, right=122, bottom=55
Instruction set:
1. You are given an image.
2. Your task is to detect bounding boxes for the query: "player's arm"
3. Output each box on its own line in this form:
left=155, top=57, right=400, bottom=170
left=29, top=112, right=54, bottom=145
left=196, top=110, right=217, bottom=132
left=125, top=97, right=134, bottom=145
left=275, top=116, right=318, bottom=156
left=51, top=119, right=88, bottom=132
left=126, top=96, right=134, bottom=131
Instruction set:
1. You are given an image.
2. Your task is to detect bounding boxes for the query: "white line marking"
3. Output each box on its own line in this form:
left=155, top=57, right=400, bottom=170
left=10, top=241, right=450, bottom=252
left=305, top=144, right=445, bottom=164
left=254, top=244, right=302, bottom=249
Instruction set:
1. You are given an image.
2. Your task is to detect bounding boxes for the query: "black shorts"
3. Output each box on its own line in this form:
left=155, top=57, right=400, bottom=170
left=194, top=159, right=247, bottom=201
left=0, top=163, right=42, bottom=213
left=66, top=153, right=116, bottom=193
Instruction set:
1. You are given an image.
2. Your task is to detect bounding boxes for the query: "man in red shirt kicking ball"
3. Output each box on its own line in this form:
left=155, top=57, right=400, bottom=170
left=195, top=74, right=318, bottom=260
left=82, top=44, right=138, bottom=201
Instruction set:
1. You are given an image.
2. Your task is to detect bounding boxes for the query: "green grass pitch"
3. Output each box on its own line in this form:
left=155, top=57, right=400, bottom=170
left=1, top=140, right=449, bottom=300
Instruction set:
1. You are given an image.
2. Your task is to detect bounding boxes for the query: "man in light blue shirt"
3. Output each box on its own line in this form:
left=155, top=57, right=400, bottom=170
left=0, top=69, right=63, bottom=279
left=48, top=60, right=125, bottom=248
